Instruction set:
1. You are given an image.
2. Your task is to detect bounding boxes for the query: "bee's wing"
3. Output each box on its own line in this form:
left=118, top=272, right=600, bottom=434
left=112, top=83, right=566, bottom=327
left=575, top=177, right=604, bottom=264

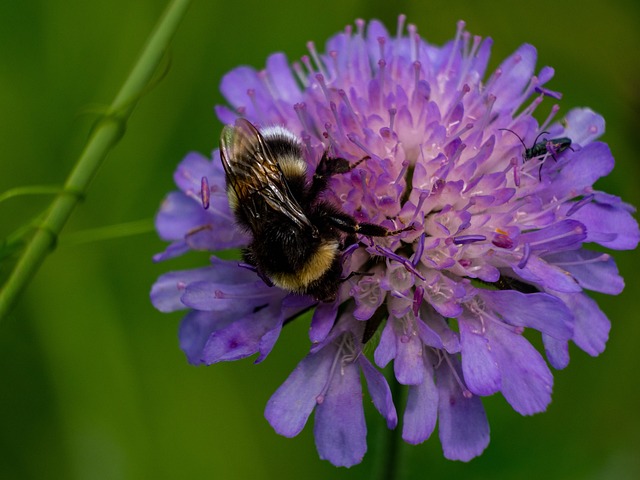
left=220, top=118, right=312, bottom=232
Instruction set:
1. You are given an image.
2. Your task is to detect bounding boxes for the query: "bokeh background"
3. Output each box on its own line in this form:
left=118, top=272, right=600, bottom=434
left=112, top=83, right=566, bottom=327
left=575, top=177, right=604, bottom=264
left=1, top=0, right=639, bottom=479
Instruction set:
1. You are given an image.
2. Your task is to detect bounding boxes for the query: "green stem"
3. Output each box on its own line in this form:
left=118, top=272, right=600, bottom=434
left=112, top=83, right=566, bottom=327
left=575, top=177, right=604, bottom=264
left=59, top=219, right=154, bottom=246
left=0, top=0, right=192, bottom=322
left=0, top=185, right=67, bottom=204
left=380, top=374, right=404, bottom=480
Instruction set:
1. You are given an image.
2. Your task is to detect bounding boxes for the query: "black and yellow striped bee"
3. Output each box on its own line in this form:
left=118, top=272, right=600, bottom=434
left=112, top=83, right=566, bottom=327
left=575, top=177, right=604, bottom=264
left=220, top=118, right=408, bottom=302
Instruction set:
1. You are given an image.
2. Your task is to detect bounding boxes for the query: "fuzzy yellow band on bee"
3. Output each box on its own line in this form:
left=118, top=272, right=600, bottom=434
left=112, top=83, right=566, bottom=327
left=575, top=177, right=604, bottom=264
left=270, top=240, right=339, bottom=291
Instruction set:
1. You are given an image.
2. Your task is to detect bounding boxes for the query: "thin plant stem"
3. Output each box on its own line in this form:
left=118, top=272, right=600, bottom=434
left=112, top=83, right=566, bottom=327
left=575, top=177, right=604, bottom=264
left=0, top=185, right=67, bottom=204
left=380, top=374, right=404, bottom=480
left=0, top=0, right=192, bottom=321
left=59, top=219, right=155, bottom=246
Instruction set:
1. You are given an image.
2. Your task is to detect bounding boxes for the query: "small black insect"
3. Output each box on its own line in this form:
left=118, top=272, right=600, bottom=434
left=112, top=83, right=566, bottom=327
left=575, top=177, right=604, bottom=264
left=500, top=128, right=573, bottom=180
left=220, top=118, right=410, bottom=302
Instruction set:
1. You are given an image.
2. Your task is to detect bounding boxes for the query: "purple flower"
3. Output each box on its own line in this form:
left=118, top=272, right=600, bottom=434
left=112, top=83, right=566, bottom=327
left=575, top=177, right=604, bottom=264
left=151, top=16, right=639, bottom=466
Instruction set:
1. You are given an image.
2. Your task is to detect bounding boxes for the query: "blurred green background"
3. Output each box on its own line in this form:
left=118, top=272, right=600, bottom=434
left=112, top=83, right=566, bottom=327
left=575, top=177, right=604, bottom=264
left=1, top=0, right=639, bottom=479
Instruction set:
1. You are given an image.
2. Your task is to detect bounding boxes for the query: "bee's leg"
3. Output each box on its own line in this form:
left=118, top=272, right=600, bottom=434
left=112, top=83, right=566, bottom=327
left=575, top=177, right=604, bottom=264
left=327, top=211, right=413, bottom=237
left=308, top=152, right=370, bottom=201
left=341, top=271, right=374, bottom=282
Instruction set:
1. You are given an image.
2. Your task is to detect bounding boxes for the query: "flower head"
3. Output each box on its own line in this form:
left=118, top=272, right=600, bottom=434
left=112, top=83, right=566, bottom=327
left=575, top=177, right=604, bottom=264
left=151, top=16, right=639, bottom=466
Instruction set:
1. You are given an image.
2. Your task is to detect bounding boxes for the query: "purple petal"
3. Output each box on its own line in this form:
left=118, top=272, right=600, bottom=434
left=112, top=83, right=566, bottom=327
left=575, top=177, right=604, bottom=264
left=490, top=44, right=537, bottom=111
left=480, top=290, right=574, bottom=340
left=515, top=256, right=582, bottom=293
left=152, top=240, right=191, bottom=262
left=310, top=302, right=338, bottom=343
left=488, top=324, right=553, bottom=415
left=200, top=305, right=283, bottom=364
left=265, top=53, right=302, bottom=104
left=569, top=200, right=639, bottom=250
left=150, top=267, right=217, bottom=312
left=178, top=310, right=234, bottom=365
left=394, top=331, right=425, bottom=385
left=181, top=280, right=272, bottom=313
left=519, top=219, right=587, bottom=252
left=220, top=66, right=264, bottom=110
left=359, top=355, right=397, bottom=429
left=436, top=357, right=490, bottom=461
left=155, top=191, right=246, bottom=250
left=544, top=250, right=624, bottom=295
left=173, top=151, right=218, bottom=194
left=402, top=357, right=438, bottom=444
left=542, top=334, right=570, bottom=370
left=558, top=292, right=610, bottom=356
left=155, top=191, right=204, bottom=241
left=549, top=142, right=613, bottom=196
left=314, top=356, right=367, bottom=467
left=416, top=317, right=445, bottom=349
left=265, top=344, right=335, bottom=437
left=423, top=309, right=461, bottom=353
left=562, top=108, right=605, bottom=144
left=459, top=316, right=501, bottom=395
left=374, top=319, right=396, bottom=368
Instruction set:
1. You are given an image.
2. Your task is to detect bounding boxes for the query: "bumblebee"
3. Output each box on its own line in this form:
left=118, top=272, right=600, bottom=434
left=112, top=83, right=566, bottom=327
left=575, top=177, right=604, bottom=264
left=220, top=118, right=408, bottom=302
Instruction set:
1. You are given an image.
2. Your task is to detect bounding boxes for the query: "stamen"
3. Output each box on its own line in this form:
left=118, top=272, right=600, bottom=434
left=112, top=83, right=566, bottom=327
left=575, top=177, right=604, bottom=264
left=316, top=335, right=349, bottom=405
left=292, top=62, right=308, bottom=87
left=413, top=285, right=425, bottom=316
left=527, top=223, right=586, bottom=248
left=444, top=84, right=470, bottom=124
left=358, top=169, right=370, bottom=202
left=515, top=75, right=539, bottom=109
left=301, top=55, right=314, bottom=76
left=378, top=36, right=386, bottom=61
left=408, top=23, right=419, bottom=63
left=453, top=234, right=486, bottom=245
left=328, top=51, right=339, bottom=77
left=338, top=89, right=361, bottom=128
left=410, top=191, right=429, bottom=224
left=443, top=352, right=473, bottom=398
left=483, top=68, right=502, bottom=98
left=517, top=242, right=531, bottom=269
left=566, top=194, right=594, bottom=216
left=347, top=133, right=377, bottom=159
left=315, top=73, right=332, bottom=103
left=540, top=104, right=561, bottom=132
left=553, top=252, right=611, bottom=267
left=329, top=102, right=345, bottom=139
left=355, top=18, right=365, bottom=38
left=307, top=41, right=328, bottom=79
left=378, top=59, right=387, bottom=100
left=513, top=95, right=544, bottom=126
left=412, top=233, right=426, bottom=267
left=375, top=245, right=426, bottom=280
left=510, top=157, right=521, bottom=187
left=389, top=107, right=397, bottom=133
left=444, top=20, right=466, bottom=80
left=448, top=122, right=474, bottom=143
left=246, top=88, right=265, bottom=124
left=200, top=176, right=210, bottom=210
left=455, top=31, right=475, bottom=90
left=396, top=14, right=407, bottom=39
left=394, top=160, right=409, bottom=185
left=294, top=103, right=316, bottom=139
left=492, top=232, right=514, bottom=249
